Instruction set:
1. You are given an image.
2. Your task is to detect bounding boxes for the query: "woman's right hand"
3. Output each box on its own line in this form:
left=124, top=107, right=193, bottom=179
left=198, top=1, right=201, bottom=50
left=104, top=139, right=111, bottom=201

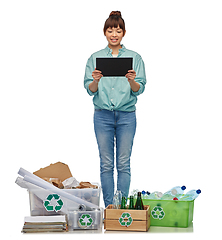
left=92, top=68, right=103, bottom=83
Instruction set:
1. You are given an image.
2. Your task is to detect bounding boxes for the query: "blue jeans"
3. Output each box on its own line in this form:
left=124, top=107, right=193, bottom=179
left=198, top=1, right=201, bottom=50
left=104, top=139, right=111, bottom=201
left=94, top=109, right=136, bottom=207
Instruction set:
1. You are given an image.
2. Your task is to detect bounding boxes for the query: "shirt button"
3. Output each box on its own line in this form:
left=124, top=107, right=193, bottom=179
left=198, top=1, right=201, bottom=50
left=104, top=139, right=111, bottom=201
left=112, top=88, right=114, bottom=90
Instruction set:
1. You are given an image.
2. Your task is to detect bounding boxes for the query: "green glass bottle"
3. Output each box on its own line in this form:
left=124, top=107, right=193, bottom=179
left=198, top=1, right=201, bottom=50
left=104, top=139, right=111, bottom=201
left=134, top=192, right=144, bottom=210
left=128, top=196, right=134, bottom=209
left=120, top=196, right=126, bottom=209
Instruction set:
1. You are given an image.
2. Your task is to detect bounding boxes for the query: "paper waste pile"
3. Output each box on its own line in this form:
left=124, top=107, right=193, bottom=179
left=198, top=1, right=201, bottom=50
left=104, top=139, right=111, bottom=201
left=15, top=162, right=102, bottom=233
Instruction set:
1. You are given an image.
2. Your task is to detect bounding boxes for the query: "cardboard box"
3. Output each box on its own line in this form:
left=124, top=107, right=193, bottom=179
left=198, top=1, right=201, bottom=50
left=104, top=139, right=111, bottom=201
left=33, top=162, right=72, bottom=182
left=104, top=205, right=150, bottom=232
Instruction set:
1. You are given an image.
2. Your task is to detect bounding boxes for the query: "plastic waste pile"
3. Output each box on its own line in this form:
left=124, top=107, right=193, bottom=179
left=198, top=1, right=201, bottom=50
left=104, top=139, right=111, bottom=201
left=131, top=186, right=201, bottom=201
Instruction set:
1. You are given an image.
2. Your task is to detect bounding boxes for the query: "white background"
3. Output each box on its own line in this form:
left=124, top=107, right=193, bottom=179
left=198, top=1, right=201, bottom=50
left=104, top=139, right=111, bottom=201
left=0, top=0, right=221, bottom=239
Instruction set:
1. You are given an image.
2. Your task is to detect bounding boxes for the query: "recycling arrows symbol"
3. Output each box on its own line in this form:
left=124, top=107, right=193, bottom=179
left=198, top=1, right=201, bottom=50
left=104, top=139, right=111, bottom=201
left=151, top=206, right=165, bottom=220
left=78, top=214, right=93, bottom=228
left=119, top=212, right=133, bottom=227
left=43, top=194, right=63, bottom=212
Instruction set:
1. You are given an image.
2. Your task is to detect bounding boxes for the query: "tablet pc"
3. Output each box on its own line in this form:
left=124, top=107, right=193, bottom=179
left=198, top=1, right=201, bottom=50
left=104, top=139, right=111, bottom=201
left=96, top=57, right=133, bottom=77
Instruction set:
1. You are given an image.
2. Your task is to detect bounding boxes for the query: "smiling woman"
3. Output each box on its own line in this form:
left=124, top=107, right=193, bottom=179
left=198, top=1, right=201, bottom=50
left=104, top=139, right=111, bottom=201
left=103, top=11, right=126, bottom=55
left=84, top=10, right=146, bottom=208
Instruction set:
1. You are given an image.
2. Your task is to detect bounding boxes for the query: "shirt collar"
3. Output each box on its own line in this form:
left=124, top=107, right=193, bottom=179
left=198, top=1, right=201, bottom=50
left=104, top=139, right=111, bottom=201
left=105, top=44, right=126, bottom=56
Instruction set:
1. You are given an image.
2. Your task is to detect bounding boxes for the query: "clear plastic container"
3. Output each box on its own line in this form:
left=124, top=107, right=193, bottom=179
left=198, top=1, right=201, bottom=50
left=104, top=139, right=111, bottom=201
left=29, top=183, right=101, bottom=216
left=68, top=207, right=103, bottom=231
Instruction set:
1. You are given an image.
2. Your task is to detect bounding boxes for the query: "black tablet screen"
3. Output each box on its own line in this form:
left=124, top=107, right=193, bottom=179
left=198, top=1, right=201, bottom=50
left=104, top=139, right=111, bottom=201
left=96, top=58, right=133, bottom=77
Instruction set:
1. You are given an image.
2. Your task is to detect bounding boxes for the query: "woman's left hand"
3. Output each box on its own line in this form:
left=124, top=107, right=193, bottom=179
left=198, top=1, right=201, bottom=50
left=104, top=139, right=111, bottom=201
left=125, top=70, right=140, bottom=92
left=125, top=70, right=136, bottom=82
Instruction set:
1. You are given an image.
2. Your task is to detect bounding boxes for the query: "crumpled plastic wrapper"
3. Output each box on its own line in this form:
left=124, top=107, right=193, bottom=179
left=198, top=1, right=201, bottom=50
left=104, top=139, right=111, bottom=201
left=62, top=177, right=79, bottom=189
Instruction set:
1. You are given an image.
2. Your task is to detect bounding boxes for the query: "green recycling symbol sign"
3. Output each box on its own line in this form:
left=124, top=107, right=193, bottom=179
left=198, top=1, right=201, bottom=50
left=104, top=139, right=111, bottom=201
left=119, top=212, right=133, bottom=227
left=151, top=206, right=165, bottom=220
left=43, top=194, right=63, bottom=212
left=78, top=214, right=93, bottom=228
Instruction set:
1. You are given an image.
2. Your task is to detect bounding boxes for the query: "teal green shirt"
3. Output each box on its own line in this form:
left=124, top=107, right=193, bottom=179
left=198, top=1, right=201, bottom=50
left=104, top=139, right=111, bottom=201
left=84, top=45, right=146, bottom=112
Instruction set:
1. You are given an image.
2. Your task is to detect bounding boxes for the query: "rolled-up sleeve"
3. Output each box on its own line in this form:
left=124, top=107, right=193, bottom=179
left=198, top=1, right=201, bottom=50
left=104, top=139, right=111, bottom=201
left=131, top=56, right=146, bottom=96
left=84, top=55, right=98, bottom=96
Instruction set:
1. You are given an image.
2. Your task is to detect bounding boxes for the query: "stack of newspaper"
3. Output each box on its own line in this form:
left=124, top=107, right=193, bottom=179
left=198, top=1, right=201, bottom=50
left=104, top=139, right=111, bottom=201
left=22, top=215, right=68, bottom=233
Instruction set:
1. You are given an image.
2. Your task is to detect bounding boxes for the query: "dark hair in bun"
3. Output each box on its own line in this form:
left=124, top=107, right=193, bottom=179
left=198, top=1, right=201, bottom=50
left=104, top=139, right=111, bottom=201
left=103, top=11, right=125, bottom=35
left=109, top=11, right=122, bottom=17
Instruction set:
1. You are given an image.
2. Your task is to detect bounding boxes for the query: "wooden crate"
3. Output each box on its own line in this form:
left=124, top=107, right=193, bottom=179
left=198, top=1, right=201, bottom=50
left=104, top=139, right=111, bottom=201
left=104, top=204, right=150, bottom=232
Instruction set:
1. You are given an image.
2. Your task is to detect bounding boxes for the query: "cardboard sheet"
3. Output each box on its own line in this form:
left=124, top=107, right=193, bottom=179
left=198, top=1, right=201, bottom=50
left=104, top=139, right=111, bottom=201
left=33, top=162, right=73, bottom=182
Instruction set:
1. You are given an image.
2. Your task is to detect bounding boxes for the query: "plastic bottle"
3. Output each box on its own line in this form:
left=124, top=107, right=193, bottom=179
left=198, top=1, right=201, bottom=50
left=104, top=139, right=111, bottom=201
left=179, top=189, right=201, bottom=201
left=134, top=192, right=144, bottom=210
left=112, top=190, right=122, bottom=209
left=131, top=189, right=139, bottom=199
left=171, top=186, right=186, bottom=195
left=161, top=186, right=186, bottom=200
left=142, top=190, right=150, bottom=199
left=147, top=191, right=163, bottom=199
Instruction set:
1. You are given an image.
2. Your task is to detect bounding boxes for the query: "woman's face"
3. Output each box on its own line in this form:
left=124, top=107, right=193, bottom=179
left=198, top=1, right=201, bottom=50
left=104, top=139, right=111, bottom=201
left=105, top=26, right=125, bottom=48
